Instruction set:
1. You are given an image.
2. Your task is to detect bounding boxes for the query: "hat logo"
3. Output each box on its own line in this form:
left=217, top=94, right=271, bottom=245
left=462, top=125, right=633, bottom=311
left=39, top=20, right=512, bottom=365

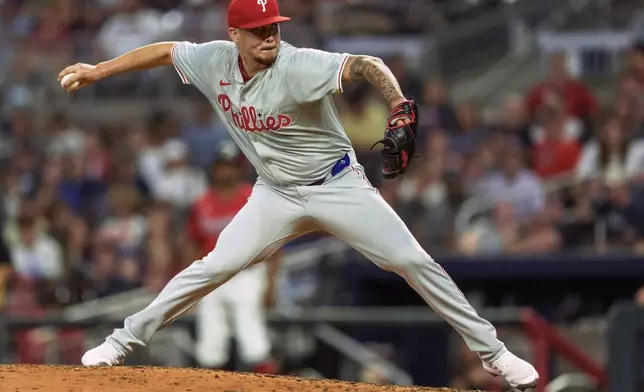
left=257, top=0, right=267, bottom=12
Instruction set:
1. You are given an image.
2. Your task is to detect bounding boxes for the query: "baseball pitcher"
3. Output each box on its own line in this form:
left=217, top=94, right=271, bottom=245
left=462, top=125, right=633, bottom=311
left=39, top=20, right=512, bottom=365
left=60, top=0, right=538, bottom=389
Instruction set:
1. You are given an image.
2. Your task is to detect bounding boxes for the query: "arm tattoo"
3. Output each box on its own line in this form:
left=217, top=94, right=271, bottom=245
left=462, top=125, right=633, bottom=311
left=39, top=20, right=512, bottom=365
left=346, top=55, right=405, bottom=108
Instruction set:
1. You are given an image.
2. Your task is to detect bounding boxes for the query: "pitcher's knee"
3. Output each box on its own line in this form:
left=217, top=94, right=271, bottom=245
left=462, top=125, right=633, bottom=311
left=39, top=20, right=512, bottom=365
left=200, top=252, right=248, bottom=283
left=388, top=247, right=434, bottom=271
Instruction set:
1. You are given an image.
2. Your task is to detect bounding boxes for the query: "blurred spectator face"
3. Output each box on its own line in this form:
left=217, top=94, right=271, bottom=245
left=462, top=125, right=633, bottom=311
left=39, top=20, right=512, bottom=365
left=148, top=203, right=172, bottom=237
left=117, top=0, right=142, bottom=13
left=10, top=110, right=32, bottom=140
left=147, top=237, right=172, bottom=290
left=387, top=54, right=407, bottom=81
left=93, top=246, right=117, bottom=279
left=620, top=75, right=642, bottom=96
left=629, top=44, right=644, bottom=76
left=635, top=286, right=644, bottom=306
left=211, top=161, right=240, bottom=189
left=49, top=203, right=73, bottom=232
left=4, top=169, right=22, bottom=195
left=600, top=118, right=624, bottom=150
left=146, top=113, right=169, bottom=145
left=108, top=186, right=140, bottom=217
left=81, top=7, right=105, bottom=30
left=425, top=130, right=449, bottom=156
left=48, top=112, right=69, bottom=135
left=476, top=144, right=495, bottom=170
left=422, top=80, right=446, bottom=105
left=113, top=160, right=138, bottom=183
left=419, top=159, right=448, bottom=207
left=229, top=23, right=281, bottom=67
left=68, top=216, right=89, bottom=253
left=84, top=132, right=103, bottom=154
left=501, top=150, right=522, bottom=177
left=501, top=95, right=527, bottom=129
left=15, top=148, right=38, bottom=175
left=149, top=237, right=172, bottom=266
left=163, top=141, right=189, bottom=171
left=163, top=117, right=181, bottom=140
left=19, top=194, right=38, bottom=212
left=548, top=52, right=570, bottom=85
left=457, top=101, right=479, bottom=131
left=127, top=125, right=146, bottom=152
left=486, top=132, right=511, bottom=158
left=616, top=93, right=634, bottom=120
left=41, top=158, right=63, bottom=187
left=17, top=217, right=37, bottom=247
left=65, top=154, right=86, bottom=180
left=118, top=256, right=140, bottom=283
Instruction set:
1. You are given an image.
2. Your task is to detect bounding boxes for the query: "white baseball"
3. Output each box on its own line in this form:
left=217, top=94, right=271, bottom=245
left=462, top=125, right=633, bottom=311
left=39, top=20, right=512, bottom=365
left=61, top=73, right=80, bottom=90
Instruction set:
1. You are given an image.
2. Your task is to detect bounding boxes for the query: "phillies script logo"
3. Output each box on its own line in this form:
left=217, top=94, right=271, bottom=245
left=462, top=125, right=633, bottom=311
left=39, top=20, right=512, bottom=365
left=217, top=94, right=292, bottom=133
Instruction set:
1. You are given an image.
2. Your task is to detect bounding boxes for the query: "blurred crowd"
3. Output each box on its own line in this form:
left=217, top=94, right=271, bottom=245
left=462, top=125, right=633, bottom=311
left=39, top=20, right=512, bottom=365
left=381, top=46, right=644, bottom=257
left=0, top=0, right=643, bottom=314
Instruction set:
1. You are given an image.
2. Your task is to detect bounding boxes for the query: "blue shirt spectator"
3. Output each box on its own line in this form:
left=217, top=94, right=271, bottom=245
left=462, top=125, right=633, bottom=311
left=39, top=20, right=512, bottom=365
left=474, top=149, right=545, bottom=219
left=181, top=101, right=231, bottom=170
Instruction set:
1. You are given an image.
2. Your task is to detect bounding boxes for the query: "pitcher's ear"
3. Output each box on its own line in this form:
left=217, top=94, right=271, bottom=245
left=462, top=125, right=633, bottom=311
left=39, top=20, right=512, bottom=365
left=228, top=27, right=239, bottom=43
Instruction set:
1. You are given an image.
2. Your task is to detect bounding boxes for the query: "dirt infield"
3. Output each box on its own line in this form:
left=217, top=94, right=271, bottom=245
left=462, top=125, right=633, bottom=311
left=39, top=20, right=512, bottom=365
left=0, top=365, right=478, bottom=392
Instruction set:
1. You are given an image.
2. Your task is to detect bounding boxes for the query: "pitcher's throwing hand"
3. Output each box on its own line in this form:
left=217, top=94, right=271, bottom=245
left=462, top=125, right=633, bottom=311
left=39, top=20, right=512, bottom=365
left=58, top=63, right=104, bottom=92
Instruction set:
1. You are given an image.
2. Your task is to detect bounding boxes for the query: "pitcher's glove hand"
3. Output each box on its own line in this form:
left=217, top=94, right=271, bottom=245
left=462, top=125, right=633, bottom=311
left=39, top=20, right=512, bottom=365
left=371, top=100, right=419, bottom=179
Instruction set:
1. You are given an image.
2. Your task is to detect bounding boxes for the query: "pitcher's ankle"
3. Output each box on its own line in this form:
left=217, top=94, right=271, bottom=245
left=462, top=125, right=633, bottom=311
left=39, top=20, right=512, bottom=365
left=105, top=335, right=130, bottom=357
left=482, top=345, right=508, bottom=363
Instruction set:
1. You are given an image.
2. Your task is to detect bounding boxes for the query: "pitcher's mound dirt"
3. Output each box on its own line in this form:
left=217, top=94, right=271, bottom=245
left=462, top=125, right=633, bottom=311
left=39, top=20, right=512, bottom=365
left=0, top=365, right=478, bottom=392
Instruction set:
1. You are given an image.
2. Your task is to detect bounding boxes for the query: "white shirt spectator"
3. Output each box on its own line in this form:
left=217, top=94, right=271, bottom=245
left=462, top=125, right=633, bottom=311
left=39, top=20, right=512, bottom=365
left=98, top=214, right=148, bottom=249
left=475, top=170, right=546, bottom=219
left=575, top=139, right=644, bottom=182
left=138, top=144, right=168, bottom=193
left=397, top=178, right=448, bottom=209
left=153, top=140, right=207, bottom=208
left=97, top=7, right=165, bottom=58
left=47, top=127, right=86, bottom=157
left=10, top=234, right=63, bottom=280
left=155, top=169, right=208, bottom=208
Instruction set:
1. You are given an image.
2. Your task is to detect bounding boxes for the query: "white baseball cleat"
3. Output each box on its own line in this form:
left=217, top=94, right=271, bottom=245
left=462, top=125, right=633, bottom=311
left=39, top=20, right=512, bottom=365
left=482, top=349, right=539, bottom=390
left=81, top=341, right=125, bottom=367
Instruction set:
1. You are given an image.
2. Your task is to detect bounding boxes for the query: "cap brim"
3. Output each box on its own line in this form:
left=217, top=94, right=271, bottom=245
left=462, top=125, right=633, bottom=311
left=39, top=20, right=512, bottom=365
left=237, top=16, right=290, bottom=29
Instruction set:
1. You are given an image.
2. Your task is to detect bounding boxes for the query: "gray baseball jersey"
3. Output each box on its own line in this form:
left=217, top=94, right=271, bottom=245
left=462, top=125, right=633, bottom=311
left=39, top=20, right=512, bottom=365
left=171, top=40, right=354, bottom=186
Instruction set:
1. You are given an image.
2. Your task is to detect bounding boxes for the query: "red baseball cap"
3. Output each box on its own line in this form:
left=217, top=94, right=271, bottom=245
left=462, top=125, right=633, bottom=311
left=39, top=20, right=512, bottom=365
left=228, top=0, right=291, bottom=29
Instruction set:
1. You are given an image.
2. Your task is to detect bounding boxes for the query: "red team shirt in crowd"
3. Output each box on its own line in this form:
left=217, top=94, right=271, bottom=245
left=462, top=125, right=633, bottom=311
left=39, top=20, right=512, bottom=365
left=532, top=139, right=582, bottom=179
left=188, top=184, right=253, bottom=255
left=526, top=80, right=599, bottom=120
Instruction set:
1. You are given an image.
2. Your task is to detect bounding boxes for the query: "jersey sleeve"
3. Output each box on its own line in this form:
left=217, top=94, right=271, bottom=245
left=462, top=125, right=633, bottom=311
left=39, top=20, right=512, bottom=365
left=286, top=48, right=351, bottom=104
left=171, top=40, right=227, bottom=94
